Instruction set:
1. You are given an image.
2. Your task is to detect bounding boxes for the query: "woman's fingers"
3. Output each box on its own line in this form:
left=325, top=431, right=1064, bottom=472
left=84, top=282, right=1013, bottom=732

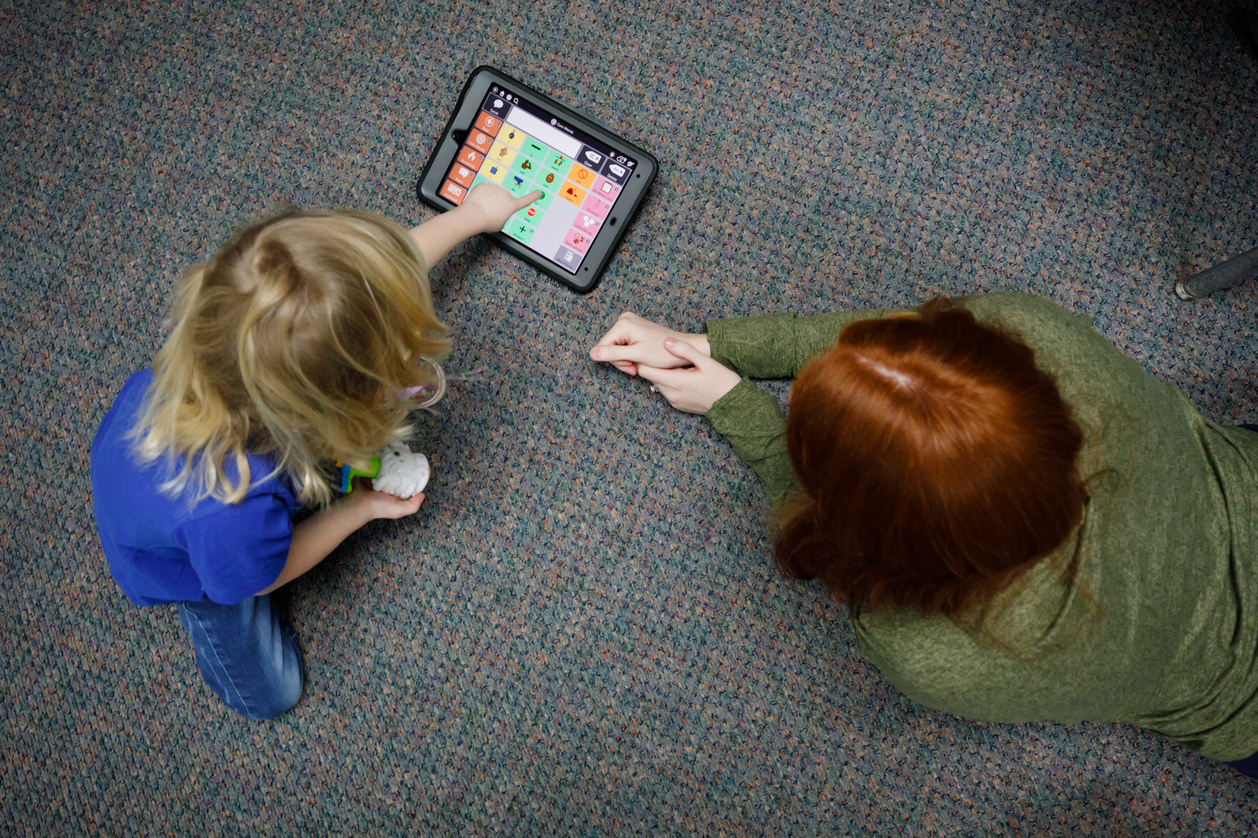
left=591, top=331, right=702, bottom=373
left=590, top=342, right=652, bottom=364
left=591, top=312, right=641, bottom=347
left=636, top=348, right=741, bottom=414
left=634, top=362, right=682, bottom=389
left=635, top=364, right=701, bottom=410
left=587, top=341, right=641, bottom=375
left=661, top=337, right=705, bottom=365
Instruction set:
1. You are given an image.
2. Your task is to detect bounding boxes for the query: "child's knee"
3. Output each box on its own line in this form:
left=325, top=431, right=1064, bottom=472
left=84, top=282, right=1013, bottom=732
left=244, top=667, right=302, bottom=720
left=248, top=634, right=304, bottom=720
left=234, top=650, right=302, bottom=720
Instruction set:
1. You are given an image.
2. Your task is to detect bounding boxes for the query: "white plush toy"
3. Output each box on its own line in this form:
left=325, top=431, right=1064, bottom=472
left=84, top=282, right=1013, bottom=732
left=337, top=442, right=430, bottom=499
left=371, top=442, right=430, bottom=499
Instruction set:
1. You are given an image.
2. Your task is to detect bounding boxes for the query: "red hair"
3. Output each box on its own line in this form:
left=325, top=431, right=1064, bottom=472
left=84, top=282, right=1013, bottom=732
left=777, top=299, right=1086, bottom=616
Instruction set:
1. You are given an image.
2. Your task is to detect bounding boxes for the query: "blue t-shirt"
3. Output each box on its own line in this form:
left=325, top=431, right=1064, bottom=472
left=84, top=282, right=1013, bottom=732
left=90, top=371, right=295, bottom=606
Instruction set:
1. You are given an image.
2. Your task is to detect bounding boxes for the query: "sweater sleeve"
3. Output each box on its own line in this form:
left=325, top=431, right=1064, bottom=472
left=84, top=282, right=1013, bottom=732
left=701, top=307, right=900, bottom=505
left=705, top=309, right=896, bottom=379
left=704, top=378, right=798, bottom=506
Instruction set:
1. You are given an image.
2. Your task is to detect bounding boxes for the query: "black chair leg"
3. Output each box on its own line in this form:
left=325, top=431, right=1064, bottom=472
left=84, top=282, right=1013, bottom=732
left=1176, top=246, right=1258, bottom=300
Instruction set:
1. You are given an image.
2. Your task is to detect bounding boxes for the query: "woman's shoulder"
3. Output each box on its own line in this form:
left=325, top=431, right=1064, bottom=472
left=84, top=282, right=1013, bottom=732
left=849, top=577, right=1101, bottom=723
left=954, top=292, right=1096, bottom=338
left=955, top=292, right=1148, bottom=392
left=849, top=604, right=1023, bottom=720
left=849, top=521, right=1106, bottom=707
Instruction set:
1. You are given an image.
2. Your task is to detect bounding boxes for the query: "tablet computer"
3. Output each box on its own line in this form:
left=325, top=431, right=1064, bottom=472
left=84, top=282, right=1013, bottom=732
left=416, top=66, right=658, bottom=293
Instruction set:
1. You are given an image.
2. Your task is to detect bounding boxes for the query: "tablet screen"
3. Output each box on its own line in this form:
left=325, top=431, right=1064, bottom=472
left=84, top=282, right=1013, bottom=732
left=435, top=84, right=640, bottom=275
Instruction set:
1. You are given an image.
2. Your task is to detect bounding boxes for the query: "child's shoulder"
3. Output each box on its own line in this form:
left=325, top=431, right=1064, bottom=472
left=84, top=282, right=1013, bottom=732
left=92, top=370, right=153, bottom=459
left=91, top=369, right=294, bottom=519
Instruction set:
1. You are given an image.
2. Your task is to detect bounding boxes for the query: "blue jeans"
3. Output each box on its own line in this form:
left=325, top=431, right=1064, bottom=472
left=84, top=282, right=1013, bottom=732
left=1228, top=752, right=1258, bottom=779
left=177, top=594, right=303, bottom=720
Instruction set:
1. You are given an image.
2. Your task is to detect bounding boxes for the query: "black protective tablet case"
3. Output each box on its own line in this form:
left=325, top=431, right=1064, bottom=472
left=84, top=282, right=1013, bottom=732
left=417, top=66, right=658, bottom=293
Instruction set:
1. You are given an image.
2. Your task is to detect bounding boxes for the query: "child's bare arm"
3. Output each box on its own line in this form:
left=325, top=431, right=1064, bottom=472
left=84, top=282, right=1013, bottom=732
left=410, top=182, right=542, bottom=268
left=257, top=489, right=423, bottom=594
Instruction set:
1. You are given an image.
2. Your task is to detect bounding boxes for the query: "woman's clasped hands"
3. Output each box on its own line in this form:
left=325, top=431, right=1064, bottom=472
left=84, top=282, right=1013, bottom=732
left=589, top=312, right=741, bottom=414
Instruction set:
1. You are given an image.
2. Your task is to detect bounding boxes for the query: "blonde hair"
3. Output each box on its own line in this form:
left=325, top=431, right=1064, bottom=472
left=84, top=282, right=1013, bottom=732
left=133, top=209, right=450, bottom=507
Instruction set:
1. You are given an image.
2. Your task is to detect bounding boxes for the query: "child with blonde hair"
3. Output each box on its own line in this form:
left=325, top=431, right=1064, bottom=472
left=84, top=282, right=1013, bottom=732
left=91, top=184, right=539, bottom=719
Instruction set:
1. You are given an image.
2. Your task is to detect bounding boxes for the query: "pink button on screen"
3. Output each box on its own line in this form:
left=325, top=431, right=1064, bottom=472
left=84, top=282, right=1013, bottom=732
left=581, top=195, right=611, bottom=219
left=591, top=176, right=621, bottom=200
left=563, top=227, right=593, bottom=254
left=574, top=212, right=603, bottom=235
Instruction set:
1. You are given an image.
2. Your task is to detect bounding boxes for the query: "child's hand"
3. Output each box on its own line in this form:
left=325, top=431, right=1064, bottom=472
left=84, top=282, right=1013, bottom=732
left=410, top=183, right=543, bottom=267
left=636, top=338, right=741, bottom=414
left=461, top=183, right=543, bottom=233
left=348, top=484, right=426, bottom=520
left=590, top=312, right=710, bottom=376
left=265, top=485, right=425, bottom=594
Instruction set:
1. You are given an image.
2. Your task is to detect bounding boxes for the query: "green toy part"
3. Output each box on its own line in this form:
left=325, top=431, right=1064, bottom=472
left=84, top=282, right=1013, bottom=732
left=337, top=457, right=381, bottom=493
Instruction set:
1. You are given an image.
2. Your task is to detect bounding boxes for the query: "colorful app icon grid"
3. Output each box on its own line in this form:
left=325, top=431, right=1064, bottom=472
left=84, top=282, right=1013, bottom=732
left=436, top=94, right=639, bottom=274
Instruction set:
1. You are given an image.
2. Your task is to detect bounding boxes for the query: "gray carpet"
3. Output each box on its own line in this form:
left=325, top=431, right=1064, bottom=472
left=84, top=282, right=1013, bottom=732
left=4, top=0, right=1258, bottom=834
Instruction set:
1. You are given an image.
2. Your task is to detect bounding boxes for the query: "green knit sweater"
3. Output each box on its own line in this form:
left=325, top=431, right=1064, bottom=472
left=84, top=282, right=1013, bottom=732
left=704, top=292, right=1258, bottom=761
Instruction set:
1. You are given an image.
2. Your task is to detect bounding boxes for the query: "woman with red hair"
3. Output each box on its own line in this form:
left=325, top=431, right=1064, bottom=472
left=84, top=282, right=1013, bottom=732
left=590, top=293, right=1258, bottom=778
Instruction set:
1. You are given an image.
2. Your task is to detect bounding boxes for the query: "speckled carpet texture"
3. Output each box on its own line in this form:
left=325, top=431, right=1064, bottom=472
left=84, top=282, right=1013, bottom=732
left=4, top=0, right=1258, bottom=834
